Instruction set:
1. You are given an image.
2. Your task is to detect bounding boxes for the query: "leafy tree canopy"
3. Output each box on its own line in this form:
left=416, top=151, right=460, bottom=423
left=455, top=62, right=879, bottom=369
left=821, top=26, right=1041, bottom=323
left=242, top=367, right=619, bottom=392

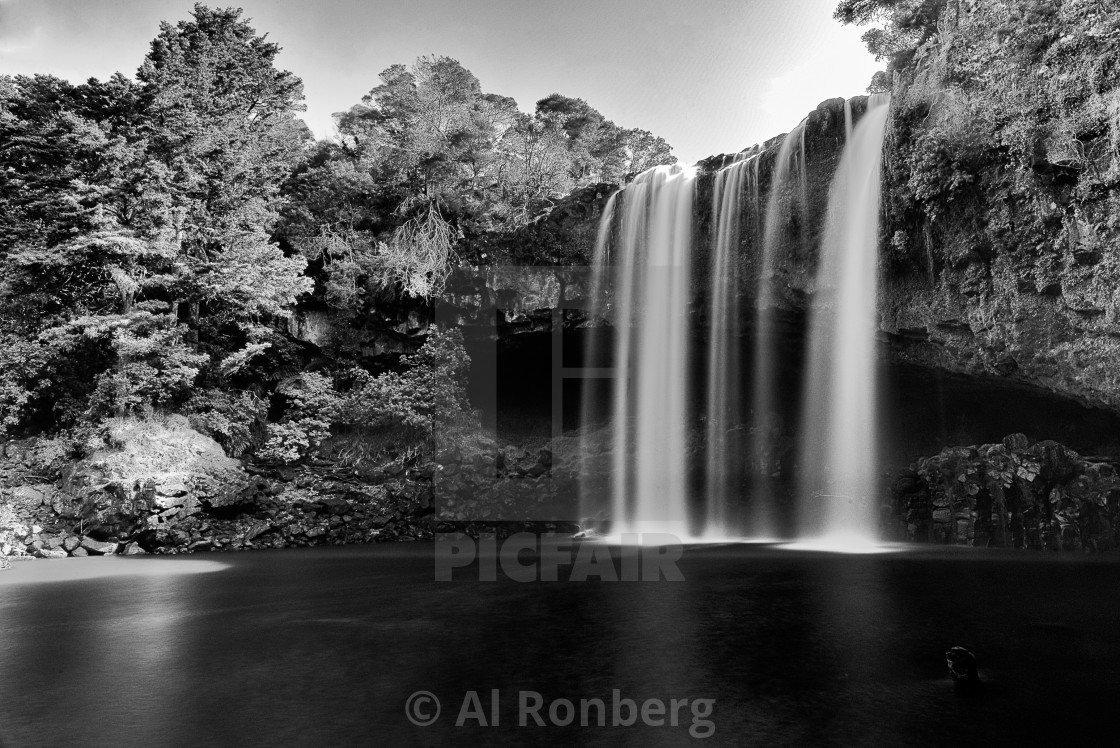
left=0, top=6, right=678, bottom=473
left=0, top=4, right=311, bottom=434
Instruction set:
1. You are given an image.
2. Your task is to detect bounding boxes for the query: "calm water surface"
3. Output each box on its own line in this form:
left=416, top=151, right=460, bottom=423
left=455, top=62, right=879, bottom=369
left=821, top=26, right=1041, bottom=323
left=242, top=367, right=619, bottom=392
left=1, top=544, right=1119, bottom=747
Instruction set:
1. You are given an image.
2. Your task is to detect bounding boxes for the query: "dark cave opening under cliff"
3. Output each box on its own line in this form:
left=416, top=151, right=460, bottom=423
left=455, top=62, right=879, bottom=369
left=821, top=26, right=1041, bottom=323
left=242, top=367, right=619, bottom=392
left=461, top=319, right=1120, bottom=471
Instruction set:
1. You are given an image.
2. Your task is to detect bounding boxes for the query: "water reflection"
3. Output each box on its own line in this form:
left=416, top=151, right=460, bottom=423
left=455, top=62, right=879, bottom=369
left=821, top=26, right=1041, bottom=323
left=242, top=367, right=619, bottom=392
left=0, top=557, right=228, bottom=586
left=0, top=560, right=214, bottom=746
left=2, top=545, right=1119, bottom=746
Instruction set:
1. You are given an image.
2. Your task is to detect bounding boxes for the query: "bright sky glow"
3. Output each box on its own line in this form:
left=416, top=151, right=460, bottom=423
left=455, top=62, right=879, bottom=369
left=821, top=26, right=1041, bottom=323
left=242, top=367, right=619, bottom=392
left=0, top=0, right=881, bottom=164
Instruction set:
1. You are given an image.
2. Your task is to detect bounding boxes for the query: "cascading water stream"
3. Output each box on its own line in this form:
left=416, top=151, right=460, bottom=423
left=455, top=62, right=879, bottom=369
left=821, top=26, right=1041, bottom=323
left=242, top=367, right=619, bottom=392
left=581, top=164, right=697, bottom=538
left=576, top=194, right=619, bottom=530
left=580, top=97, right=890, bottom=546
left=704, top=155, right=755, bottom=536
left=750, top=120, right=808, bottom=538
left=796, top=94, right=891, bottom=547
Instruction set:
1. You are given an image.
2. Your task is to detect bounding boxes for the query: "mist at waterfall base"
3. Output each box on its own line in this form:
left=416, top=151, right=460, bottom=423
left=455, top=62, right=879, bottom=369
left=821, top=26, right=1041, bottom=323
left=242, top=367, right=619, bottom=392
left=578, top=97, right=892, bottom=548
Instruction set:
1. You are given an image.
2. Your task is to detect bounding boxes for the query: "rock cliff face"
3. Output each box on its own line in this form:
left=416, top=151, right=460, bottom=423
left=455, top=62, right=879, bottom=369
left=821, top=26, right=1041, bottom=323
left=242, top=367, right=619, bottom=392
left=873, top=0, right=1120, bottom=411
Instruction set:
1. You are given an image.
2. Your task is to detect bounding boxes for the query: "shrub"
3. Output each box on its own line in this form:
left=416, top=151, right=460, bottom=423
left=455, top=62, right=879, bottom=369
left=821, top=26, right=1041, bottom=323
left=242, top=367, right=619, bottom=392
left=258, top=372, right=338, bottom=464
left=332, top=327, right=470, bottom=434
left=255, top=327, right=473, bottom=465
left=80, top=313, right=209, bottom=419
left=185, top=389, right=268, bottom=457
left=300, top=204, right=460, bottom=307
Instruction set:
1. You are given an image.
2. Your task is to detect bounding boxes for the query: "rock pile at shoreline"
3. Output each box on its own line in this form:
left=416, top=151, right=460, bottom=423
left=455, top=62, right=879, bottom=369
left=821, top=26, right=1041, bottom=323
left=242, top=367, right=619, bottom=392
left=891, top=433, right=1120, bottom=550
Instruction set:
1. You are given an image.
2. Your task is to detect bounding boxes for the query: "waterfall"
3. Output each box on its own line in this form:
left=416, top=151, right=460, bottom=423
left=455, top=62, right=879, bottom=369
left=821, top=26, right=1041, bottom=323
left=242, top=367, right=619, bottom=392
left=704, top=155, right=755, bottom=536
left=797, top=94, right=891, bottom=547
left=577, top=193, right=619, bottom=530
left=579, top=97, right=890, bottom=547
left=582, top=164, right=698, bottom=538
left=750, top=120, right=808, bottom=538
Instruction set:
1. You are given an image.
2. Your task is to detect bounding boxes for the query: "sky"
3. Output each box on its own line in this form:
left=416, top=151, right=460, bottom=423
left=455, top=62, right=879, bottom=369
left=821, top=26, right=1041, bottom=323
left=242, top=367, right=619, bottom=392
left=0, top=0, right=881, bottom=165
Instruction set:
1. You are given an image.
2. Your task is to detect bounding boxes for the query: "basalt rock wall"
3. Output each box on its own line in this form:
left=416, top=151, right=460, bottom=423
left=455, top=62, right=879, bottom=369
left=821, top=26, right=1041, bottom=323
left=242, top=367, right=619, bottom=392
left=875, top=0, right=1120, bottom=413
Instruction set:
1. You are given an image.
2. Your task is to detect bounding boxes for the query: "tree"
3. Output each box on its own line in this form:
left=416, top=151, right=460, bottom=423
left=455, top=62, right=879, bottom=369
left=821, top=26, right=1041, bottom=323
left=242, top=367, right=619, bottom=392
left=137, top=4, right=308, bottom=233
left=312, top=59, right=678, bottom=239
left=496, top=113, right=577, bottom=212
left=344, top=55, right=505, bottom=203
left=0, top=74, right=159, bottom=428
left=133, top=3, right=312, bottom=357
left=530, top=93, right=675, bottom=183
left=277, top=55, right=679, bottom=311
left=834, top=0, right=950, bottom=70
left=0, top=4, right=314, bottom=434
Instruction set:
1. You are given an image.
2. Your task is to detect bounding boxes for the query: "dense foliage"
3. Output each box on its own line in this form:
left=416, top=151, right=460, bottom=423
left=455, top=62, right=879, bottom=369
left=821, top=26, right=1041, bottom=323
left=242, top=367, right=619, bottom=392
left=838, top=0, right=1120, bottom=273
left=0, top=4, right=676, bottom=468
left=280, top=55, right=675, bottom=277
left=1, top=6, right=312, bottom=445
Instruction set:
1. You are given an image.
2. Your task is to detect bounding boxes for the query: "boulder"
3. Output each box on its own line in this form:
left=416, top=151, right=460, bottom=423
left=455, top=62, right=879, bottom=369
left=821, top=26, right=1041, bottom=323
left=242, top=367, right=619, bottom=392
left=79, top=536, right=118, bottom=555
left=155, top=481, right=189, bottom=498
left=122, top=541, right=147, bottom=556
left=242, top=519, right=274, bottom=543
left=317, top=497, right=350, bottom=516
left=63, top=415, right=249, bottom=537
left=12, top=485, right=49, bottom=505
left=945, top=646, right=980, bottom=688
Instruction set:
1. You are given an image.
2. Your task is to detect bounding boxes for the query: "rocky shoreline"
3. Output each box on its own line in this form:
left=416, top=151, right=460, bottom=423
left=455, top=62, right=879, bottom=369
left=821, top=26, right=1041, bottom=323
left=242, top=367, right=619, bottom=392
left=0, top=421, right=585, bottom=565
left=7, top=422, right=1120, bottom=564
left=0, top=460, right=437, bottom=562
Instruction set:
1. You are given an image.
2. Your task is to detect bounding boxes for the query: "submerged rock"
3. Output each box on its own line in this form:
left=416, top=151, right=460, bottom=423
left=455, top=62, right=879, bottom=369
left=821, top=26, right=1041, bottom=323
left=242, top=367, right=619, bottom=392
left=946, top=646, right=979, bottom=683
